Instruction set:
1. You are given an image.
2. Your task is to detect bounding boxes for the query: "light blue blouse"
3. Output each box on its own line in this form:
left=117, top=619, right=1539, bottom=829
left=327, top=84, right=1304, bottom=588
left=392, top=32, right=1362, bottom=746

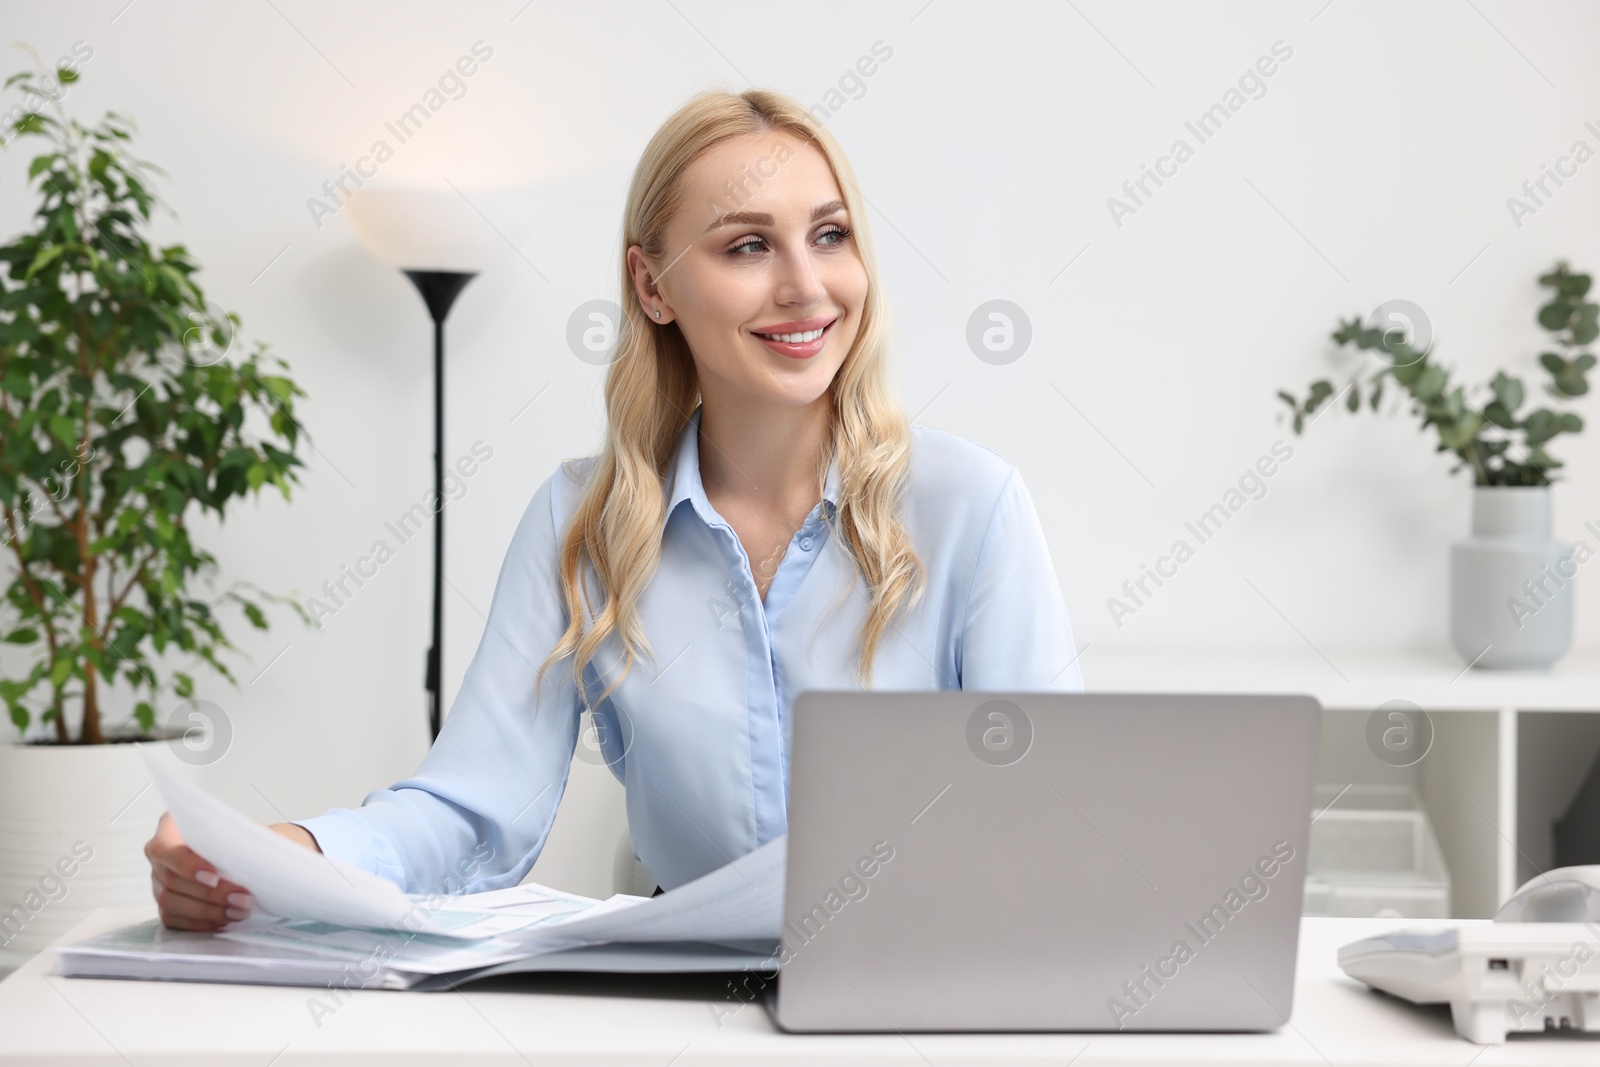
left=295, top=404, right=1083, bottom=895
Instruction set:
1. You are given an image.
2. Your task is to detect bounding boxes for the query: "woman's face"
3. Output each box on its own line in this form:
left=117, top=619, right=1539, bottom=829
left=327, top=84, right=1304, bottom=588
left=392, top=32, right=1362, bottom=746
left=628, top=131, right=867, bottom=411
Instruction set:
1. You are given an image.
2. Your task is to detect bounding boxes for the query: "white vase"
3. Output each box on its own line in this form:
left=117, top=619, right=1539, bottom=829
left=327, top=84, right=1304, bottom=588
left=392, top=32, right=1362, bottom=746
left=0, top=731, right=198, bottom=957
left=1449, top=486, right=1575, bottom=670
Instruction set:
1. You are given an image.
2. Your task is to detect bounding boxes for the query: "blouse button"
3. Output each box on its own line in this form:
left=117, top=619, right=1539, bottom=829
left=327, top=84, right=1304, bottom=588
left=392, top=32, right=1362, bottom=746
left=800, top=537, right=813, bottom=551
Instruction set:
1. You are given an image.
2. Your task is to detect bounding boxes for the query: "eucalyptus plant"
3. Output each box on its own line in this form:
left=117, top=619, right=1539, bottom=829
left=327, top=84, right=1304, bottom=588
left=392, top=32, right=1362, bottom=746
left=1279, top=262, right=1596, bottom=486
left=0, top=60, right=310, bottom=744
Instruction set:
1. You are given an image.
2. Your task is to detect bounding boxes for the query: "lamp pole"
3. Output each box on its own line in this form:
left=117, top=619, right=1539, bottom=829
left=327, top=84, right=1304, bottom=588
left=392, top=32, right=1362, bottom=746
left=402, top=269, right=476, bottom=742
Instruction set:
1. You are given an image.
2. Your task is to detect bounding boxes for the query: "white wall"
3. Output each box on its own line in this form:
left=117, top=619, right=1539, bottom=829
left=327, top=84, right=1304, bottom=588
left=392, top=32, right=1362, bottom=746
left=3, top=0, right=1597, bottom=896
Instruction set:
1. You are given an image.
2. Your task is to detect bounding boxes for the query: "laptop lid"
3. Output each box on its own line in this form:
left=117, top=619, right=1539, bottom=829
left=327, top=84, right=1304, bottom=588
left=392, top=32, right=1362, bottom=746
left=772, top=690, right=1322, bottom=1033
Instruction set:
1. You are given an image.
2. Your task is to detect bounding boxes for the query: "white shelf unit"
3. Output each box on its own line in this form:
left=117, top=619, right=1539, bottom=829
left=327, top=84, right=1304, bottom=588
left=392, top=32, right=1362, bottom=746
left=1081, top=649, right=1600, bottom=918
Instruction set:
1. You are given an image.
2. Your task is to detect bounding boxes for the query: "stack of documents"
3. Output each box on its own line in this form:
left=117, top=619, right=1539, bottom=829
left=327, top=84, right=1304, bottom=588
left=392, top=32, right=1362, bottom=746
left=51, top=751, right=783, bottom=990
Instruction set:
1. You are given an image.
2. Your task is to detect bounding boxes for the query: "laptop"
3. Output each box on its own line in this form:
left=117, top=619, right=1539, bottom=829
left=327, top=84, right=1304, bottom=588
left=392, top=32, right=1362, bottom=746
left=767, top=690, right=1322, bottom=1033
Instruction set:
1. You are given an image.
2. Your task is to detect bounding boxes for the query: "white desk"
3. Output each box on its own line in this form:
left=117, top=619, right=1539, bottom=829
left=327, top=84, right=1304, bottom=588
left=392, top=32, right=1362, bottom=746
left=3, top=910, right=1598, bottom=1064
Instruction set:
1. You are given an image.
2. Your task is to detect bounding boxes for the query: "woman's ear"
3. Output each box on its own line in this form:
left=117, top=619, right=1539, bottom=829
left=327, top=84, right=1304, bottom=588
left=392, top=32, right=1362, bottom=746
left=627, top=245, right=670, bottom=322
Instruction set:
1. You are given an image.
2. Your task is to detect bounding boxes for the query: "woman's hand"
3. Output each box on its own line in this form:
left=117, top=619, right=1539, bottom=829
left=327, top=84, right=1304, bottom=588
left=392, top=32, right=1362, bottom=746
left=144, top=812, right=322, bottom=931
left=145, top=811, right=251, bottom=931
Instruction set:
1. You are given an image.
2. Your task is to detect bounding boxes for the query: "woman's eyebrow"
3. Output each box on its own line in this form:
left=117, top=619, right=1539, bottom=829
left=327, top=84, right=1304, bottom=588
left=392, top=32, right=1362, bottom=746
left=704, top=199, right=847, bottom=233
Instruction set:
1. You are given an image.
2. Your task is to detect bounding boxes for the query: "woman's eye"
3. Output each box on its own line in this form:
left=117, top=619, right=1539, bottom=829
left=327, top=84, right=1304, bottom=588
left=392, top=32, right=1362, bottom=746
left=727, top=226, right=852, bottom=257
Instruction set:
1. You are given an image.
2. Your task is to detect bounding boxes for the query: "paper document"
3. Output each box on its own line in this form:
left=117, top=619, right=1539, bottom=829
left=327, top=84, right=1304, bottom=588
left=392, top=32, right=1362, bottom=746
left=61, top=758, right=789, bottom=992
left=54, top=917, right=782, bottom=990
left=214, top=920, right=574, bottom=976
left=140, top=748, right=575, bottom=940
left=518, top=835, right=786, bottom=944
left=139, top=746, right=787, bottom=947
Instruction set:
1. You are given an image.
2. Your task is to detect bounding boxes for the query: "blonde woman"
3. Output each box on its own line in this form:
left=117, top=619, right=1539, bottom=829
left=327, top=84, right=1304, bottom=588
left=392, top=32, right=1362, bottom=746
left=144, top=88, right=1083, bottom=931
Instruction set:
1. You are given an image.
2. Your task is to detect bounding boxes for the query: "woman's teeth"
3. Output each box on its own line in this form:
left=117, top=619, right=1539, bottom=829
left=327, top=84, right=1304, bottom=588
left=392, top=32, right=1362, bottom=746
left=756, top=326, right=826, bottom=343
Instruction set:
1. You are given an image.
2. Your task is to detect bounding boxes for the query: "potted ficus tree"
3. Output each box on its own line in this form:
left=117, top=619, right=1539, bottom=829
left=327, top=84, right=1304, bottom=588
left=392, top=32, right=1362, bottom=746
left=0, top=56, right=310, bottom=957
left=1279, top=263, right=1596, bottom=670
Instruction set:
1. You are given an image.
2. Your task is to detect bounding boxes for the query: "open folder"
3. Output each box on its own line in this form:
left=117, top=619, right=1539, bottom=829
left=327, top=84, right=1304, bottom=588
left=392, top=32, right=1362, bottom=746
left=51, top=750, right=783, bottom=990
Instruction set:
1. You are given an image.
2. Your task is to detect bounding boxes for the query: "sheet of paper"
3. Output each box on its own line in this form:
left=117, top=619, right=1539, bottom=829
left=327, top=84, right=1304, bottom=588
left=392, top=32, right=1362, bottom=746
left=140, top=748, right=523, bottom=940
left=52, top=918, right=420, bottom=989
left=460, top=881, right=602, bottom=911
left=214, top=920, right=562, bottom=975
left=511, top=835, right=786, bottom=945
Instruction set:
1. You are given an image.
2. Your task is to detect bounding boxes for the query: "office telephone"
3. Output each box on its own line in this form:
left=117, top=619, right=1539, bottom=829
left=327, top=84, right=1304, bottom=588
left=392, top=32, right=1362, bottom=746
left=1338, top=866, right=1600, bottom=1043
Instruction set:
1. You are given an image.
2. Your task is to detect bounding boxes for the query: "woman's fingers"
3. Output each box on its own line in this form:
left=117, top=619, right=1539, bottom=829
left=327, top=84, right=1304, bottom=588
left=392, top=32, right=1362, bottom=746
left=150, top=858, right=252, bottom=925
left=145, top=811, right=253, bottom=930
left=148, top=810, right=250, bottom=895
left=149, top=869, right=231, bottom=929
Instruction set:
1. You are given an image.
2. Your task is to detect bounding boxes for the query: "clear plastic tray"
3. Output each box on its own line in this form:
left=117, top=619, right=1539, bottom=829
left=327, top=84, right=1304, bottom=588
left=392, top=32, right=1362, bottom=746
left=1303, top=784, right=1451, bottom=918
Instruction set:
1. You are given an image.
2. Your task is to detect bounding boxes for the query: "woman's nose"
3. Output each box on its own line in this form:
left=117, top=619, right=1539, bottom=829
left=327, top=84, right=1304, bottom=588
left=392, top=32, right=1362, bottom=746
left=773, top=247, right=826, bottom=306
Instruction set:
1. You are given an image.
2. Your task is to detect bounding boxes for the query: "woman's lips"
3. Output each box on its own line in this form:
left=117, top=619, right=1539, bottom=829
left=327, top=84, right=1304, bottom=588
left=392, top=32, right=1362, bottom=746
left=752, top=319, right=835, bottom=359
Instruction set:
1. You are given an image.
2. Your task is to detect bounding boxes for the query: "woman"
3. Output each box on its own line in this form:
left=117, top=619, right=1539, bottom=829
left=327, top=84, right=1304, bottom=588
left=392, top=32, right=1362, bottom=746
left=145, top=88, right=1083, bottom=931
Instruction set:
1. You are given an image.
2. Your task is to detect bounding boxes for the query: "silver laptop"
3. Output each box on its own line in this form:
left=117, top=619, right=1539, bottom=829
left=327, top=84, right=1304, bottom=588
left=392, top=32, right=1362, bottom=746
left=769, top=690, right=1322, bottom=1033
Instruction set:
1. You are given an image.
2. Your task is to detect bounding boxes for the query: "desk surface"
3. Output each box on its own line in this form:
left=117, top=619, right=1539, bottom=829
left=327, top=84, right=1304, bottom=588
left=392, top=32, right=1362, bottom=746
left=4, top=911, right=1599, bottom=1064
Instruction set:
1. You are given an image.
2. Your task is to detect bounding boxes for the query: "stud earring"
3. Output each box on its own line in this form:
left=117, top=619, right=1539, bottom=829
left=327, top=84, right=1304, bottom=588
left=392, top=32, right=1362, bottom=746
left=654, top=308, right=661, bottom=319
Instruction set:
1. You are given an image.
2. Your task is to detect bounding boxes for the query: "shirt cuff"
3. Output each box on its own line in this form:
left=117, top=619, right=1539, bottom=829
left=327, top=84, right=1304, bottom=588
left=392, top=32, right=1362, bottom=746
left=291, top=810, right=409, bottom=891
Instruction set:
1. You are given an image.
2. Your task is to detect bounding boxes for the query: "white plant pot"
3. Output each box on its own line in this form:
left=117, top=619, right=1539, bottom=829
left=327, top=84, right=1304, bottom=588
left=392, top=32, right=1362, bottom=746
left=0, top=732, right=199, bottom=957
left=1449, top=486, right=1575, bottom=670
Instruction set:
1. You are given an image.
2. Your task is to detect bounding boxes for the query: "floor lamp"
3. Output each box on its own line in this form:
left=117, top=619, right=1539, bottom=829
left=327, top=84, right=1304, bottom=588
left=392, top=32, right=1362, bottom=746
left=344, top=188, right=535, bottom=742
left=403, top=268, right=474, bottom=741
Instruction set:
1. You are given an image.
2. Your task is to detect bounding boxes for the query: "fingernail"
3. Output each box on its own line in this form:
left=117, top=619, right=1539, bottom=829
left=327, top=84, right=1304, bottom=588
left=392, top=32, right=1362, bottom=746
left=226, top=907, right=249, bottom=921
left=196, top=869, right=219, bottom=888
left=227, top=893, right=251, bottom=911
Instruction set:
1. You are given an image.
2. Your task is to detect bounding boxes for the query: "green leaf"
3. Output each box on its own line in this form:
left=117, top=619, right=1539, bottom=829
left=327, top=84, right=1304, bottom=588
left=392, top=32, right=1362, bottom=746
left=262, top=376, right=295, bottom=405
left=1438, top=411, right=1483, bottom=450
left=1538, top=302, right=1572, bottom=332
left=1554, top=371, right=1589, bottom=398
left=1523, top=409, right=1560, bottom=445
left=48, top=413, right=78, bottom=446
left=3, top=628, right=40, bottom=644
left=1414, top=365, right=1448, bottom=401
left=1491, top=371, right=1524, bottom=412
left=1391, top=358, right=1424, bottom=386
left=1573, top=305, right=1599, bottom=345
left=23, top=243, right=65, bottom=280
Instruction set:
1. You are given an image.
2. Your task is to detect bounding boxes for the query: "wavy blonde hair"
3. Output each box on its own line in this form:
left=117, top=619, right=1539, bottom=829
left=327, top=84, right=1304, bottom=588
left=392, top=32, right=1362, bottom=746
left=535, top=88, right=925, bottom=711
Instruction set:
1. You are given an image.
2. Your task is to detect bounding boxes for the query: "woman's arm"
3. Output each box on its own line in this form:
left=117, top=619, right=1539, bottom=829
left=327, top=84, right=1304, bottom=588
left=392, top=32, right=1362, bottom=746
left=291, top=468, right=586, bottom=897
left=957, top=466, right=1085, bottom=692
left=270, top=822, right=321, bottom=853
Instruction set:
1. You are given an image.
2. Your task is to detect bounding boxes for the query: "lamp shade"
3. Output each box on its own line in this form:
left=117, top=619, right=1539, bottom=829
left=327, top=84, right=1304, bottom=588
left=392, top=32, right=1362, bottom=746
left=343, top=187, right=541, bottom=273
